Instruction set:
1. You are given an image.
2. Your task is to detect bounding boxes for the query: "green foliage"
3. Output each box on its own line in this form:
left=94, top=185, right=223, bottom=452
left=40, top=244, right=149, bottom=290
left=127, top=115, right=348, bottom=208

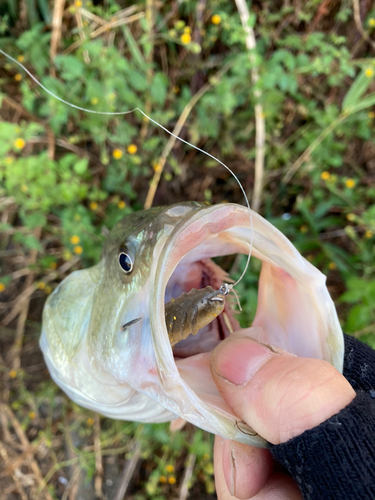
left=1, top=1, right=375, bottom=496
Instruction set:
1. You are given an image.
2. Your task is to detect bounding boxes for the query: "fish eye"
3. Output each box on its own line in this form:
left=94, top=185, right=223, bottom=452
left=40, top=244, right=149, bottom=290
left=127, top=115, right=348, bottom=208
left=118, top=252, right=133, bottom=274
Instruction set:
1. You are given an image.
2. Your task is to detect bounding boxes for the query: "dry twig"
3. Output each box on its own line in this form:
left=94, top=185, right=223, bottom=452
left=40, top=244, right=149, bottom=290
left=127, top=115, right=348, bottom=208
left=234, top=0, right=265, bottom=213
left=50, top=0, right=66, bottom=73
left=0, top=441, right=28, bottom=500
left=352, top=0, right=375, bottom=51
left=64, top=12, right=145, bottom=55
left=179, top=453, right=196, bottom=500
left=140, top=0, right=156, bottom=139
left=282, top=115, right=345, bottom=183
left=94, top=414, right=104, bottom=499
left=113, top=440, right=142, bottom=500
left=8, top=227, right=41, bottom=370
left=2, top=405, right=54, bottom=500
left=144, top=61, right=233, bottom=209
left=75, top=8, right=90, bottom=64
left=2, top=255, right=80, bottom=326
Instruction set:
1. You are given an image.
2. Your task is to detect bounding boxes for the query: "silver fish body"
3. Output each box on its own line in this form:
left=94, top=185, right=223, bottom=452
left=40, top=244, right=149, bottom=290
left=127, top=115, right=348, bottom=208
left=40, top=202, right=344, bottom=447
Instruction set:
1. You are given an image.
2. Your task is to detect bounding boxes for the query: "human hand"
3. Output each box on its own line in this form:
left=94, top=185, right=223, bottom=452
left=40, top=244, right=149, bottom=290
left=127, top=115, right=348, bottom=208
left=211, top=332, right=356, bottom=499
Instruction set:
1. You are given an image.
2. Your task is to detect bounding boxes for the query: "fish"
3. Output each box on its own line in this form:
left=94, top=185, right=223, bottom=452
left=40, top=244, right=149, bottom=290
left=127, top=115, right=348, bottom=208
left=40, top=202, right=344, bottom=447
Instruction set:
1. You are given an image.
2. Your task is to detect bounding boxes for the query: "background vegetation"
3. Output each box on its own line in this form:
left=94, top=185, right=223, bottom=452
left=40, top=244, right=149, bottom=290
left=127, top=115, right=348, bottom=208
left=0, top=0, right=375, bottom=498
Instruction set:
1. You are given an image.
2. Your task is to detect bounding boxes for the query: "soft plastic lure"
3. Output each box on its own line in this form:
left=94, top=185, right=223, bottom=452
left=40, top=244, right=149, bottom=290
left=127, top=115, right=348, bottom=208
left=166, top=286, right=226, bottom=346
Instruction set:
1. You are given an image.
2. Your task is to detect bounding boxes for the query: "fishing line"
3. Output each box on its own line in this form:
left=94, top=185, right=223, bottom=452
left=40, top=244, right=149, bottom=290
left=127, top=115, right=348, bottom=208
left=0, top=48, right=254, bottom=295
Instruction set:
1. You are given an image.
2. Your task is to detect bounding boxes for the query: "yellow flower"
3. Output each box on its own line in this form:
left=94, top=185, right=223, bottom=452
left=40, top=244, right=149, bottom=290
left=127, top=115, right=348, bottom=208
left=14, top=138, right=26, bottom=150
left=365, top=230, right=373, bottom=238
left=70, top=235, right=80, bottom=245
left=37, top=282, right=46, bottom=290
left=159, top=476, right=167, bottom=484
left=181, top=33, right=191, bottom=45
left=168, top=476, right=176, bottom=485
left=28, top=411, right=36, bottom=419
left=300, top=225, right=308, bottom=233
left=17, top=55, right=24, bottom=62
left=5, top=156, right=13, bottom=164
left=0, top=283, right=5, bottom=292
left=44, top=285, right=52, bottom=294
left=369, top=18, right=375, bottom=27
left=320, top=171, right=330, bottom=181
left=14, top=73, right=22, bottom=81
left=328, top=262, right=337, bottom=270
left=75, top=0, right=82, bottom=7
left=74, top=245, right=83, bottom=255
left=20, top=185, right=28, bottom=192
left=50, top=262, right=58, bottom=269
left=346, top=213, right=355, bottom=221
left=184, top=26, right=191, bottom=34
left=365, top=68, right=374, bottom=78
left=9, top=369, right=17, bottom=379
left=86, top=417, right=94, bottom=426
left=211, top=14, right=222, bottom=25
left=118, top=200, right=126, bottom=209
left=368, top=111, right=375, bottom=119
left=153, top=163, right=162, bottom=172
left=165, top=464, right=175, bottom=473
left=127, top=144, right=137, bottom=155
left=90, top=97, right=98, bottom=105
left=345, top=179, right=356, bottom=189
left=112, top=148, right=123, bottom=160
left=89, top=201, right=98, bottom=211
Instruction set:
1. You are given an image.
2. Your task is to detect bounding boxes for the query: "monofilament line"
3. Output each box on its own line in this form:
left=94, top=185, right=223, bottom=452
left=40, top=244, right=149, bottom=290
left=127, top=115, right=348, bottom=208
left=0, top=48, right=254, bottom=292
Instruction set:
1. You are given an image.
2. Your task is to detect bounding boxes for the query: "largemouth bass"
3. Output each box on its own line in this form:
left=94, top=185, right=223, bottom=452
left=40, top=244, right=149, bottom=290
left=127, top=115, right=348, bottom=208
left=40, top=202, right=344, bottom=447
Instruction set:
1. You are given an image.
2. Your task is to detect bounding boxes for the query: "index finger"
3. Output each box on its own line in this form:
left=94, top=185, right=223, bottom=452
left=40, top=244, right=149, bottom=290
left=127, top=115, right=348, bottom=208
left=214, top=435, right=273, bottom=499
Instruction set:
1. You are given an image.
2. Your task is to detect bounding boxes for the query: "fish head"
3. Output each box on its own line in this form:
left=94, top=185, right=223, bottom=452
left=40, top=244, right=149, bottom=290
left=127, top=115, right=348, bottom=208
left=40, top=202, right=344, bottom=446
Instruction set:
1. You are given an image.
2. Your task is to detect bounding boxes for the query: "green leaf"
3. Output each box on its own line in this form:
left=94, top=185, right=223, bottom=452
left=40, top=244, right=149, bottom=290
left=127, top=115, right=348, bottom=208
left=23, top=212, right=46, bottom=228
left=345, top=304, right=372, bottom=333
left=342, top=69, right=375, bottom=111
left=54, top=54, right=84, bottom=81
left=345, top=92, right=375, bottom=114
left=121, top=26, right=146, bottom=69
left=128, top=71, right=148, bottom=92
left=73, top=158, right=88, bottom=175
left=13, top=233, right=42, bottom=250
left=150, top=73, right=168, bottom=106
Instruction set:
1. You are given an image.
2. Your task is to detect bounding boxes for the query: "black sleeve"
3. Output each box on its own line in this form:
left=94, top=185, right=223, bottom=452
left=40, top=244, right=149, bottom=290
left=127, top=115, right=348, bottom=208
left=269, top=334, right=375, bottom=500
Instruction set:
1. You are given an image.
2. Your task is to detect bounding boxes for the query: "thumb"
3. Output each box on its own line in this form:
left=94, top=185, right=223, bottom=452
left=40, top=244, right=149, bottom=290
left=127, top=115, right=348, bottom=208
left=211, top=333, right=355, bottom=444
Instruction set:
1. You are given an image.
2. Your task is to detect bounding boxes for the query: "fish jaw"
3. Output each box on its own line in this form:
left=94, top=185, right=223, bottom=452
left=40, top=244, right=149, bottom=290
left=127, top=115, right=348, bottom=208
left=40, top=202, right=344, bottom=447
left=147, top=203, right=344, bottom=445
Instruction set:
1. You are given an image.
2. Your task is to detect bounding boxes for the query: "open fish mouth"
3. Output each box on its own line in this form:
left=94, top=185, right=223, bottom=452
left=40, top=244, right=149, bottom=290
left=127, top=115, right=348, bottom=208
left=40, top=202, right=344, bottom=447
left=149, top=203, right=344, bottom=446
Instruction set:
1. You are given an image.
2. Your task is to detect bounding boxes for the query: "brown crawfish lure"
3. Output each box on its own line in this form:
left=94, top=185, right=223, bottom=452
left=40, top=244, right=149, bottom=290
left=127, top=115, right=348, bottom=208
left=165, top=285, right=227, bottom=346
